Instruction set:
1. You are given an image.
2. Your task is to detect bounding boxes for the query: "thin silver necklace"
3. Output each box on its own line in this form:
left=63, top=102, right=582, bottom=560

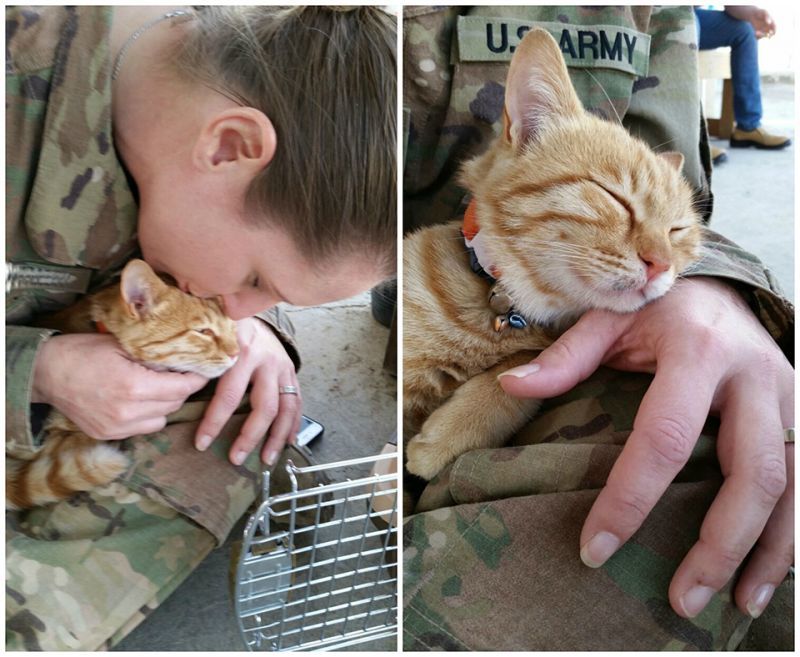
left=111, top=9, right=194, bottom=82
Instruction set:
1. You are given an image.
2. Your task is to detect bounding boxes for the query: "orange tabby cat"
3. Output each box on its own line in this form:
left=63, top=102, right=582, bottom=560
left=404, top=28, right=702, bottom=480
left=7, top=259, right=239, bottom=509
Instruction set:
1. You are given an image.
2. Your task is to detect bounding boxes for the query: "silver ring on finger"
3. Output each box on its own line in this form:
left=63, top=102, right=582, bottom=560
left=279, top=385, right=299, bottom=395
left=784, top=428, right=795, bottom=443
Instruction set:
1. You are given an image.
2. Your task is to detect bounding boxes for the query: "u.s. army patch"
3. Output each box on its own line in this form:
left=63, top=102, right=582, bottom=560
left=456, top=17, right=650, bottom=77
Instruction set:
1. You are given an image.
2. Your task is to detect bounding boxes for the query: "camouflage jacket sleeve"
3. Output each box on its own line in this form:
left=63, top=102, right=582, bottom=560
left=256, top=306, right=301, bottom=371
left=5, top=326, right=59, bottom=459
left=403, top=5, right=793, bottom=362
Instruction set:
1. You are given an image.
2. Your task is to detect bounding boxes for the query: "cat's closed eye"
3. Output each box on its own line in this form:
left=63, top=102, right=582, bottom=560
left=195, top=328, right=216, bottom=337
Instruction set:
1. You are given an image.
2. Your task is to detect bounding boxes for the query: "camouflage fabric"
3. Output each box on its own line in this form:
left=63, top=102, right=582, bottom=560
left=6, top=5, right=302, bottom=650
left=402, top=5, right=793, bottom=651
left=403, top=368, right=788, bottom=651
left=6, top=436, right=315, bottom=651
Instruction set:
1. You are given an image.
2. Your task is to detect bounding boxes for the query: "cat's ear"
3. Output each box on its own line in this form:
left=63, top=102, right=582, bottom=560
left=503, top=28, right=583, bottom=149
left=659, top=151, right=685, bottom=172
left=120, top=259, right=168, bottom=320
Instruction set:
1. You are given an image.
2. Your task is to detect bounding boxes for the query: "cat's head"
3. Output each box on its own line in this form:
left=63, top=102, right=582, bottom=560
left=103, top=259, right=240, bottom=378
left=460, top=28, right=701, bottom=322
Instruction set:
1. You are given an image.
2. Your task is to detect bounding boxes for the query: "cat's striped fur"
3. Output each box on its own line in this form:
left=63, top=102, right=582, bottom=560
left=7, top=259, right=239, bottom=509
left=403, top=29, right=702, bottom=480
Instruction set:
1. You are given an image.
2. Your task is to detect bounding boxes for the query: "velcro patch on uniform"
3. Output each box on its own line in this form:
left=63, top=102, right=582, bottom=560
left=456, top=17, right=650, bottom=77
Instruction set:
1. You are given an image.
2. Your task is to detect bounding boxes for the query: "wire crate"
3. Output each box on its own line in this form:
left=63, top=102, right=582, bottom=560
left=234, top=452, right=398, bottom=651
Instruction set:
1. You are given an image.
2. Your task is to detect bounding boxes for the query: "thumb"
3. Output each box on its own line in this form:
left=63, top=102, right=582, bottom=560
left=498, top=309, right=631, bottom=399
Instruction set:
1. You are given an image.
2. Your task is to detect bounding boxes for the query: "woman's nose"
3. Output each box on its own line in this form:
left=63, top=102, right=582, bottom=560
left=220, top=293, right=275, bottom=321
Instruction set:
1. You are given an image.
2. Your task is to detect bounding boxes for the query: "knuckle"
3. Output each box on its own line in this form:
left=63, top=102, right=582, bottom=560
left=607, top=487, right=651, bottom=532
left=702, top=540, right=745, bottom=576
left=236, top=432, right=261, bottom=451
left=643, top=416, right=694, bottom=470
left=751, top=347, right=783, bottom=385
left=238, top=341, right=253, bottom=360
left=218, top=388, right=243, bottom=412
left=749, top=455, right=787, bottom=505
left=120, top=378, right=141, bottom=399
left=685, top=322, right=729, bottom=363
left=148, top=417, right=168, bottom=434
left=260, top=400, right=279, bottom=419
left=547, top=337, right=579, bottom=365
left=182, top=377, right=203, bottom=396
left=108, top=405, right=131, bottom=425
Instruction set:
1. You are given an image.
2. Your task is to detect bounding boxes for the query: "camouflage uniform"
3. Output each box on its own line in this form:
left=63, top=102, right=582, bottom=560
left=6, top=6, right=302, bottom=650
left=403, top=6, right=793, bottom=651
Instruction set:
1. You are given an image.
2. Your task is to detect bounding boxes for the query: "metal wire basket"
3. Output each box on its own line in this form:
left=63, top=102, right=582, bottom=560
left=234, top=452, right=398, bottom=651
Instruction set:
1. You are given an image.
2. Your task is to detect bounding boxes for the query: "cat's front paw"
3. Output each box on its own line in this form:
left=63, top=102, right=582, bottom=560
left=406, top=433, right=454, bottom=481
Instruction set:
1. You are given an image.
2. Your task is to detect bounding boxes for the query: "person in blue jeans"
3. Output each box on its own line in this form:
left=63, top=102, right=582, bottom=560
left=696, top=6, right=791, bottom=157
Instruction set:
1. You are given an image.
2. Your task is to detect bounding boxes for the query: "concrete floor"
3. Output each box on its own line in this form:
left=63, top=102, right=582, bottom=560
left=704, top=80, right=795, bottom=303
left=114, top=291, right=397, bottom=651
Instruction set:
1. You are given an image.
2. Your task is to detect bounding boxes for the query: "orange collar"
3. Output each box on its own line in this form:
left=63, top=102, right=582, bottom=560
left=461, top=199, right=529, bottom=331
left=462, top=199, right=502, bottom=280
left=462, top=198, right=481, bottom=241
left=93, top=320, right=110, bottom=334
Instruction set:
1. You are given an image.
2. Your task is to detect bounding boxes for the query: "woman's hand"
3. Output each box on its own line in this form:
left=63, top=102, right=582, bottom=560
left=33, top=333, right=208, bottom=439
left=499, top=277, right=794, bottom=619
left=194, top=317, right=302, bottom=466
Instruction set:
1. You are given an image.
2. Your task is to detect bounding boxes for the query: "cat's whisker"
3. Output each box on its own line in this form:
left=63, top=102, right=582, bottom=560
left=652, top=137, right=678, bottom=151
left=583, top=69, right=622, bottom=126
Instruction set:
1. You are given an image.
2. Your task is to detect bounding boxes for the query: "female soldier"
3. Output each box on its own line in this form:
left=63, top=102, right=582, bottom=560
left=7, top=6, right=396, bottom=650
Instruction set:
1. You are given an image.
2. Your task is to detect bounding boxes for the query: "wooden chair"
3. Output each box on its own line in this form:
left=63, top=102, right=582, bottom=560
left=698, top=48, right=735, bottom=139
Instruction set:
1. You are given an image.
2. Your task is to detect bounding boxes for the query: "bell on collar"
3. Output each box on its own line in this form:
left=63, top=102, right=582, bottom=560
left=488, top=288, right=513, bottom=314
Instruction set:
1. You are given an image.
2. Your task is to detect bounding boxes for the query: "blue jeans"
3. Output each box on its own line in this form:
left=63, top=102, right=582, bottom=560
left=695, top=8, right=762, bottom=131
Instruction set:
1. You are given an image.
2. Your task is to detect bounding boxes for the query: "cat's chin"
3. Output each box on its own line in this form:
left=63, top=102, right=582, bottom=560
left=597, top=273, right=675, bottom=314
left=153, top=358, right=237, bottom=379
left=190, top=361, right=237, bottom=379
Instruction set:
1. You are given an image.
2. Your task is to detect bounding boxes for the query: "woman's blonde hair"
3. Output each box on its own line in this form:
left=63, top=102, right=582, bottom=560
left=175, top=6, right=396, bottom=274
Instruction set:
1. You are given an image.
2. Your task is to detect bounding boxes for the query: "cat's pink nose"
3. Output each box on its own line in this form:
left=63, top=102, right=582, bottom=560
left=639, top=253, right=670, bottom=281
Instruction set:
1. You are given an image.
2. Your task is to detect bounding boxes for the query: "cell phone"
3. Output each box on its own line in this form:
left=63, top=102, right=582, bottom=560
left=296, top=415, right=324, bottom=447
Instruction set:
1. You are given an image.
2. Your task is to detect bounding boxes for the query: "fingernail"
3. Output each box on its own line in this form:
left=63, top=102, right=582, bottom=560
left=265, top=450, right=279, bottom=467
left=680, top=585, right=715, bottom=618
left=232, top=450, right=247, bottom=466
left=580, top=531, right=620, bottom=568
left=196, top=435, right=213, bottom=451
left=746, top=583, right=775, bottom=618
left=497, top=363, right=540, bottom=380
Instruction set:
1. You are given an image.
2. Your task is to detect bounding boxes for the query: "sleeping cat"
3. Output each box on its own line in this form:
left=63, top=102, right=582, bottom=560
left=6, top=259, right=240, bottom=509
left=404, top=28, right=702, bottom=480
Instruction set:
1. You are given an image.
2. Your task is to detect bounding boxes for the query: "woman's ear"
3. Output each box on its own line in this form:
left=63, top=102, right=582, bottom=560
left=193, top=107, right=276, bottom=177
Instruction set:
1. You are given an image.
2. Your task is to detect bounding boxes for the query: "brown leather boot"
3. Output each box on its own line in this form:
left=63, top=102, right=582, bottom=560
left=730, top=126, right=791, bottom=150
left=710, top=145, right=728, bottom=164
